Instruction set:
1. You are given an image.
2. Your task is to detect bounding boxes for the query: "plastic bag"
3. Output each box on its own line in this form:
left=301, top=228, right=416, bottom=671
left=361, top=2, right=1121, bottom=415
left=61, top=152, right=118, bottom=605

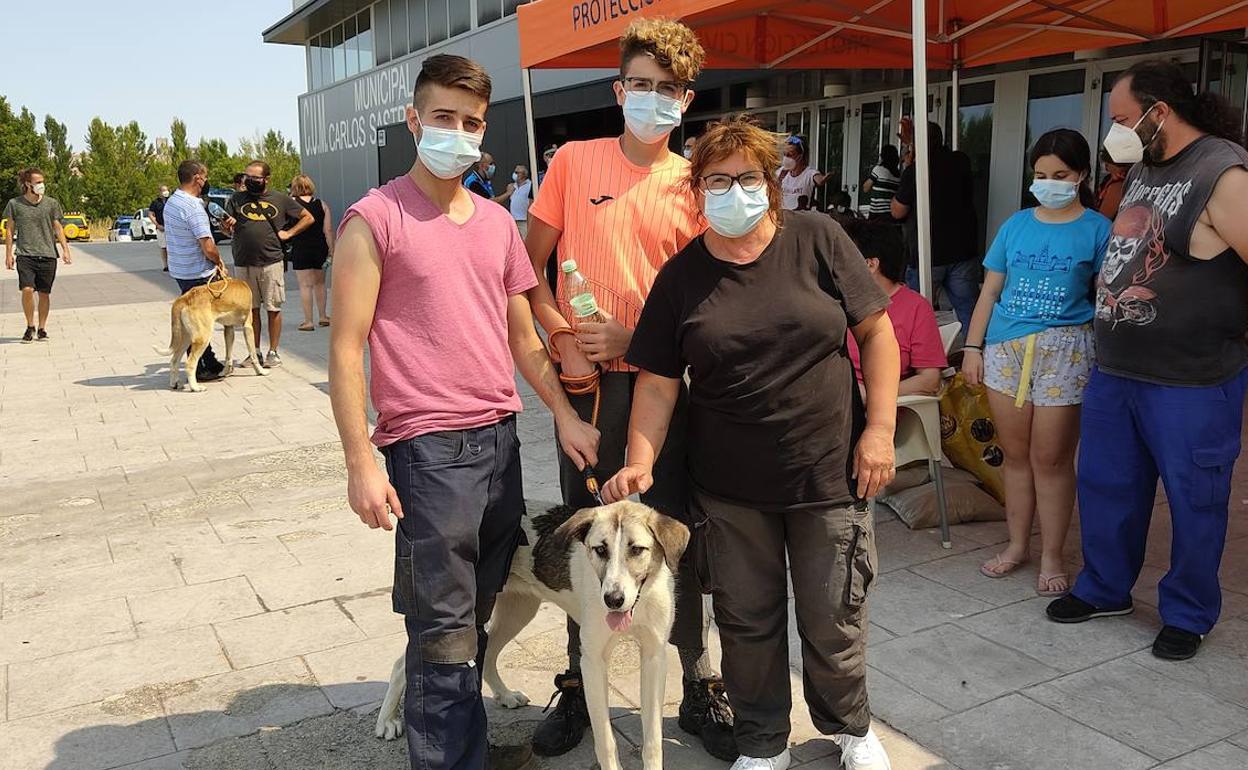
left=939, top=373, right=1006, bottom=503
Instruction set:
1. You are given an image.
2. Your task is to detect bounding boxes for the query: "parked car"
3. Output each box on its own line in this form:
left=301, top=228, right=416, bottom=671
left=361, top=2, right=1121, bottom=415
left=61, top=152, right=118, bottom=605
left=130, top=209, right=158, bottom=240
left=108, top=216, right=134, bottom=242
left=60, top=213, right=91, bottom=241
left=0, top=217, right=7, bottom=241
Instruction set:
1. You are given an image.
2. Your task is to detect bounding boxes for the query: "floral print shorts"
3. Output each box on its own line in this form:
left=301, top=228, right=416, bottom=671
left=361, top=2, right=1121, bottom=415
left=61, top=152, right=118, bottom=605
left=983, top=324, right=1095, bottom=407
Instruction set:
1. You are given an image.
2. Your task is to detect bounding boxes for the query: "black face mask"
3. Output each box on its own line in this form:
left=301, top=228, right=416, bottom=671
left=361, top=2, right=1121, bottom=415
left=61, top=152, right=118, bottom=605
left=245, top=178, right=266, bottom=195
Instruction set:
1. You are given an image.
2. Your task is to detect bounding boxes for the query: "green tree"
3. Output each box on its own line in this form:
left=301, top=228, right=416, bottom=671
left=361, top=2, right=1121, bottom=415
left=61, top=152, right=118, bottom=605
left=0, top=97, right=46, bottom=205
left=43, top=115, right=84, bottom=211
left=170, top=118, right=190, bottom=164
left=80, top=118, right=158, bottom=218
left=195, top=137, right=238, bottom=188
left=238, top=129, right=301, bottom=190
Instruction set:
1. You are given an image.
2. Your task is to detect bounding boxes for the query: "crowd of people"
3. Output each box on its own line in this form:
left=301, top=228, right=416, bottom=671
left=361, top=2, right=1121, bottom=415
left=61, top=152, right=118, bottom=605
left=5, top=15, right=1247, bottom=770
left=321, top=22, right=1248, bottom=768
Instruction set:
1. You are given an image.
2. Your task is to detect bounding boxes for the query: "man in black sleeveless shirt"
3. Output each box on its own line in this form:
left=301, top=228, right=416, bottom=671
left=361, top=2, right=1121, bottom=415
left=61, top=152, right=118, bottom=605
left=1047, top=61, right=1248, bottom=661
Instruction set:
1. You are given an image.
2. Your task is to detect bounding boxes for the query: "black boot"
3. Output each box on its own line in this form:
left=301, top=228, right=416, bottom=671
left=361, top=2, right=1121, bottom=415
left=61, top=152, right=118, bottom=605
left=678, top=676, right=738, bottom=761
left=531, top=671, right=590, bottom=756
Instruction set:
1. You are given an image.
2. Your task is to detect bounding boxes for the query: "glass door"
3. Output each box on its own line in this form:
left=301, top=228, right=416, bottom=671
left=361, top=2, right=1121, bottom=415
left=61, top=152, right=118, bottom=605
left=1201, top=39, right=1248, bottom=142
left=815, top=103, right=848, bottom=211
left=782, top=107, right=812, bottom=138
left=847, top=97, right=894, bottom=211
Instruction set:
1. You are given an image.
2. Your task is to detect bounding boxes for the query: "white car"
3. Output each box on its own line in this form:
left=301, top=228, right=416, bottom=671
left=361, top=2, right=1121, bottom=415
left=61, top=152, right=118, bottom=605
left=130, top=209, right=158, bottom=240
left=108, top=216, right=134, bottom=242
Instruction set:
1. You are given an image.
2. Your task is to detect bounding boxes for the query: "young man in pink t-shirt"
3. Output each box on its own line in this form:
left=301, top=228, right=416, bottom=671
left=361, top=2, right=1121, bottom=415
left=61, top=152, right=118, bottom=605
left=328, top=55, right=598, bottom=770
left=843, top=219, right=948, bottom=395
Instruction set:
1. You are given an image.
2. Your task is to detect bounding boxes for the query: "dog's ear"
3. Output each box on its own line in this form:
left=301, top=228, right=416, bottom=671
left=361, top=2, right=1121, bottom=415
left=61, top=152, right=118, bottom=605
left=550, top=507, right=597, bottom=553
left=646, top=510, right=690, bottom=574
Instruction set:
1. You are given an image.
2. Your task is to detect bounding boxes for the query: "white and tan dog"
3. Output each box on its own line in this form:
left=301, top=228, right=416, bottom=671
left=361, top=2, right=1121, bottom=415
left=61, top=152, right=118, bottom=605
left=153, top=277, right=268, bottom=392
left=375, top=500, right=689, bottom=770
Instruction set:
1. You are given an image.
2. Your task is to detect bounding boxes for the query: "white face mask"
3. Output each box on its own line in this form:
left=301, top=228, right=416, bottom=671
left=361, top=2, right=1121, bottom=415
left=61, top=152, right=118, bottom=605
left=31, top=182, right=46, bottom=196
left=622, top=91, right=683, bottom=145
left=1102, top=103, right=1163, bottom=165
left=703, top=182, right=771, bottom=238
left=781, top=156, right=797, bottom=171
left=414, top=116, right=483, bottom=180
left=682, top=147, right=694, bottom=160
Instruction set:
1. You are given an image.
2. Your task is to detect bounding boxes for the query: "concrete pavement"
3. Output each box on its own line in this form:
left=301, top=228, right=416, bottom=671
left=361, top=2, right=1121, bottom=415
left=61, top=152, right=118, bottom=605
left=1, top=241, right=1246, bottom=770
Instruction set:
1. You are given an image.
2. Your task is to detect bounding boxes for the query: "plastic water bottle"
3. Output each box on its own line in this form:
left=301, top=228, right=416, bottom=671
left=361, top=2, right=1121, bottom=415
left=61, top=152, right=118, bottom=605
left=561, top=259, right=604, bottom=323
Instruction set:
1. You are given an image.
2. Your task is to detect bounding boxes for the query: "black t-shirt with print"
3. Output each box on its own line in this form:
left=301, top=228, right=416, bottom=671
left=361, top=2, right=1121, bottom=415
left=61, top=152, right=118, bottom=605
left=226, top=190, right=305, bottom=267
left=627, top=211, right=890, bottom=509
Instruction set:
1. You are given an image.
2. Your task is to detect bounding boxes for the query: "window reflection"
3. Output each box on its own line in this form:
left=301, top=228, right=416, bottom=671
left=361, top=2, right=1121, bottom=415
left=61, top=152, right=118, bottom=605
left=958, top=80, right=994, bottom=252
left=1022, top=69, right=1085, bottom=206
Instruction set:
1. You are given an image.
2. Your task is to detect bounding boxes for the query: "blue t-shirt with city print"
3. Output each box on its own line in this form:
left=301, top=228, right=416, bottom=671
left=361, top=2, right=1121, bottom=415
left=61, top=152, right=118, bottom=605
left=983, top=207, right=1111, bottom=345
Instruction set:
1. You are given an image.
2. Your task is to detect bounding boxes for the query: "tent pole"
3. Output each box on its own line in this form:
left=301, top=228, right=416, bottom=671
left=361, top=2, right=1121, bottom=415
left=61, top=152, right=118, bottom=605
left=912, top=0, right=934, bottom=302
left=522, top=67, right=540, bottom=196
left=951, top=43, right=961, bottom=151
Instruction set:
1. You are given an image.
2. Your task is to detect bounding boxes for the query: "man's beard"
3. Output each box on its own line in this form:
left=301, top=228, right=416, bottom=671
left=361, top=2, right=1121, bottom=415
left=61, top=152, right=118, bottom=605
left=1141, top=117, right=1167, bottom=165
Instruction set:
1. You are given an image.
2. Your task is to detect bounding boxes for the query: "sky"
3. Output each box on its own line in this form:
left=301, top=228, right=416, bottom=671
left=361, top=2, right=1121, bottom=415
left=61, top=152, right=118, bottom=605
left=4, top=0, right=305, bottom=152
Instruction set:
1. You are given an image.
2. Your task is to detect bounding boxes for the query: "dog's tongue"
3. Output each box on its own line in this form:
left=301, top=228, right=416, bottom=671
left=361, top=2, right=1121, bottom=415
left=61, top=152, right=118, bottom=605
left=606, top=610, right=633, bottom=632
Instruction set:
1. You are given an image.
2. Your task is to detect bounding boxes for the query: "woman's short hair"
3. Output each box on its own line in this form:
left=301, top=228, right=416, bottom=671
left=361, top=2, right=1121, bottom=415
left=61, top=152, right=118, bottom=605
left=842, top=219, right=907, bottom=284
left=290, top=174, right=316, bottom=196
left=687, top=114, right=784, bottom=217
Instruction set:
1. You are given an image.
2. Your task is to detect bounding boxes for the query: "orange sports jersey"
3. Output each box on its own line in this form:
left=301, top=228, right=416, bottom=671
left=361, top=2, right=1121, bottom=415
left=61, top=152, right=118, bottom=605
left=530, top=137, right=705, bottom=372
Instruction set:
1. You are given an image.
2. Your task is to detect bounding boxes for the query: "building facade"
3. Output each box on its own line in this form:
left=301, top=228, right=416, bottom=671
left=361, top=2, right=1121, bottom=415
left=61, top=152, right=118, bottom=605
left=264, top=1, right=1248, bottom=247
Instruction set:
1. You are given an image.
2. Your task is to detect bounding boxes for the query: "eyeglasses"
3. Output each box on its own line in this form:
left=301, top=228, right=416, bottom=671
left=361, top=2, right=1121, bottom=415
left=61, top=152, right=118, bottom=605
left=700, top=171, right=768, bottom=196
left=620, top=77, right=687, bottom=100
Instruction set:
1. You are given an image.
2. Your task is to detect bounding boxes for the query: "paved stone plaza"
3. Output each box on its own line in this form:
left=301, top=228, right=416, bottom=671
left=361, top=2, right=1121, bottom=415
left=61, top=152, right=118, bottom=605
left=1, top=242, right=1246, bottom=770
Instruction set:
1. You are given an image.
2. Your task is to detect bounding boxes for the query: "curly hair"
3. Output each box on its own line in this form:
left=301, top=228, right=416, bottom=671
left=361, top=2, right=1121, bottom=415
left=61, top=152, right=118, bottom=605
left=687, top=114, right=784, bottom=218
left=619, top=18, right=706, bottom=84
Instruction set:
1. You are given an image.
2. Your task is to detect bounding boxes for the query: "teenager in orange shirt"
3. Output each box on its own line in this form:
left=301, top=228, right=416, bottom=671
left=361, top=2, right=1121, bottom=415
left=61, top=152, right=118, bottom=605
left=524, top=19, right=736, bottom=762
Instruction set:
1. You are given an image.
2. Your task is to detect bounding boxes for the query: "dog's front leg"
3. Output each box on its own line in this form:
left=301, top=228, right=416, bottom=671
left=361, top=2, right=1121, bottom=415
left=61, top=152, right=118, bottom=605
left=638, top=633, right=667, bottom=770
left=582, top=652, right=622, bottom=770
left=374, top=653, right=406, bottom=740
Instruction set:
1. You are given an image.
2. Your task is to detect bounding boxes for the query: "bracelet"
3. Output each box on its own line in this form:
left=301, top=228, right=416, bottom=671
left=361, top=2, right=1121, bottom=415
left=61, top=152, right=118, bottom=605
left=963, top=344, right=984, bottom=351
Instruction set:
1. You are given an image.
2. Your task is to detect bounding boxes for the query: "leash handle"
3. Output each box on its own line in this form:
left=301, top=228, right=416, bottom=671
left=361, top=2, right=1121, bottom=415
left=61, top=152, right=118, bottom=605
left=583, top=465, right=604, bottom=506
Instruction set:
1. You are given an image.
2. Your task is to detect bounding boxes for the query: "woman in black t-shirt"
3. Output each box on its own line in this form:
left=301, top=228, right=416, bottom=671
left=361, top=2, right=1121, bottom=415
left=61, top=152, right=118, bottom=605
left=289, top=174, right=334, bottom=331
left=601, top=116, right=900, bottom=770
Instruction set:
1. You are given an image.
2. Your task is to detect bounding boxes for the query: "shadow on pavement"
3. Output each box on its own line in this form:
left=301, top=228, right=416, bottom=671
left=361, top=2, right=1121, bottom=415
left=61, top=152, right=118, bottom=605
left=75, top=364, right=174, bottom=391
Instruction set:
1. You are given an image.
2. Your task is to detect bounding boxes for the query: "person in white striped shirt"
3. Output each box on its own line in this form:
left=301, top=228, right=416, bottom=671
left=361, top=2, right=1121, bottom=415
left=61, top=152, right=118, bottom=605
left=164, top=159, right=229, bottom=381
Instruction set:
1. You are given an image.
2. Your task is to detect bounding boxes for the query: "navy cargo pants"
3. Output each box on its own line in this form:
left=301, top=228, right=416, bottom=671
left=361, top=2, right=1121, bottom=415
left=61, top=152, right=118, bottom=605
left=1073, top=367, right=1248, bottom=635
left=383, top=415, right=525, bottom=770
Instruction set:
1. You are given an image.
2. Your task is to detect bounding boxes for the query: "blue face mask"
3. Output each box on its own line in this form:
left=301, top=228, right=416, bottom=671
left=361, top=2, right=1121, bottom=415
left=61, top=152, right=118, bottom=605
left=1030, top=178, right=1079, bottom=209
left=703, top=182, right=770, bottom=238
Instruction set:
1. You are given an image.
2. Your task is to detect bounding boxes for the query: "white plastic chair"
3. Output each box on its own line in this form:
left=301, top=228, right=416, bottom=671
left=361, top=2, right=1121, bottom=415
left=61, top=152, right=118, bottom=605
left=894, top=321, right=961, bottom=549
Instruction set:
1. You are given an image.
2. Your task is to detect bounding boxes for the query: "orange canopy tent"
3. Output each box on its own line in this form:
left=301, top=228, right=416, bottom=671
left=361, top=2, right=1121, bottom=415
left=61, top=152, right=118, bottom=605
left=515, top=0, right=1248, bottom=297
left=518, top=0, right=1248, bottom=72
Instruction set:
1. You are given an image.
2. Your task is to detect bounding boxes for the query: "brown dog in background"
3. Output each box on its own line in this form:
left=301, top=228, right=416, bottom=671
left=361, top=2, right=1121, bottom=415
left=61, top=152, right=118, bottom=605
left=154, top=277, right=268, bottom=392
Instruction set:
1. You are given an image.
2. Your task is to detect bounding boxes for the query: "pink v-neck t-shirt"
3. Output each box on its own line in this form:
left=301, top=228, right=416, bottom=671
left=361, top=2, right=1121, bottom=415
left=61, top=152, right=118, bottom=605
left=340, top=174, right=538, bottom=447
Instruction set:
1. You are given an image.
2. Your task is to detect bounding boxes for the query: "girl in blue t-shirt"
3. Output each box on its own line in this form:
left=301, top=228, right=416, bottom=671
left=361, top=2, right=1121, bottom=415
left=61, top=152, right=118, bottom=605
left=962, top=128, right=1112, bottom=598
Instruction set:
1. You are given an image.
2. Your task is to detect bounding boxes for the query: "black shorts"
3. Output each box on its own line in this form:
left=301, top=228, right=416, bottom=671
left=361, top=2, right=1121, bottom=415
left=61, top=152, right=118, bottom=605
left=16, top=256, right=57, bottom=293
left=291, top=249, right=328, bottom=271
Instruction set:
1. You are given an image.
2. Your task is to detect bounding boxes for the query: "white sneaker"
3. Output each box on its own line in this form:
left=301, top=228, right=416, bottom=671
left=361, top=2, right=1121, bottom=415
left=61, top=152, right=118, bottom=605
left=730, top=749, right=791, bottom=770
left=265, top=350, right=282, bottom=367
left=834, top=728, right=891, bottom=770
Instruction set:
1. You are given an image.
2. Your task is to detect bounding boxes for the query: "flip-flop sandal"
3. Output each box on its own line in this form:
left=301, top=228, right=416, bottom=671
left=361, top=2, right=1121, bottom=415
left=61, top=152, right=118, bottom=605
left=1036, top=573, right=1069, bottom=597
left=298, top=322, right=315, bottom=331
left=319, top=318, right=331, bottom=327
left=980, top=554, right=1029, bottom=579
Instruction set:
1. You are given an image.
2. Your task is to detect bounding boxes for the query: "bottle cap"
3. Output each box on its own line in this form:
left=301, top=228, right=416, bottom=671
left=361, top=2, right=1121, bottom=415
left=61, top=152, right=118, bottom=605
left=561, top=259, right=578, bottom=273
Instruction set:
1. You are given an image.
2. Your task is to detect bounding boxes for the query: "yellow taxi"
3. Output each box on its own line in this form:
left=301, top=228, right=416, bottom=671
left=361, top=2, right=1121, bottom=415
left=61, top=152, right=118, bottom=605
left=0, top=217, right=6, bottom=241
left=61, top=213, right=91, bottom=241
